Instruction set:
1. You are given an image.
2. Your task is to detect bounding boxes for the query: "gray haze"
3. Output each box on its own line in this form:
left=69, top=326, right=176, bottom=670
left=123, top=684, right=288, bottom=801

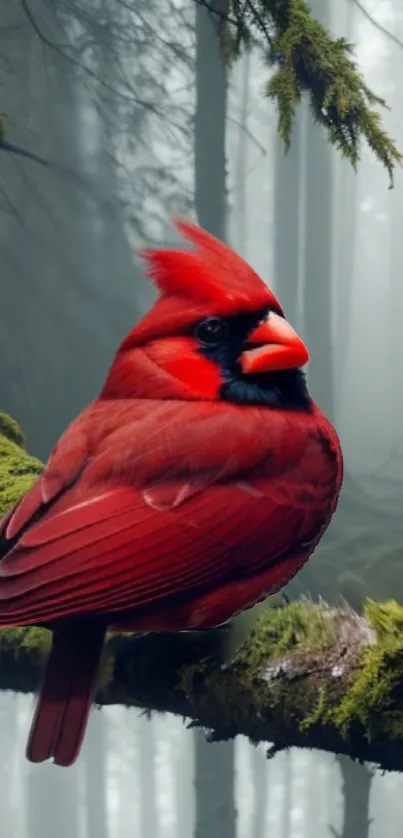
left=1, top=0, right=403, bottom=836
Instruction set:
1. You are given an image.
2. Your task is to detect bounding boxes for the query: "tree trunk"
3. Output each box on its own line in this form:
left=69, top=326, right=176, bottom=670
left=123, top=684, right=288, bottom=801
left=333, top=0, right=358, bottom=406
left=233, top=51, right=250, bottom=255
left=25, top=710, right=82, bottom=838
left=280, top=750, right=292, bottom=838
left=193, top=5, right=235, bottom=836
left=176, top=733, right=195, bottom=837
left=138, top=714, right=159, bottom=838
left=273, top=113, right=303, bottom=327
left=302, top=0, right=334, bottom=421
left=387, top=2, right=403, bottom=434
left=251, top=746, right=267, bottom=838
left=194, top=0, right=228, bottom=237
left=337, top=756, right=372, bottom=838
left=0, top=695, right=19, bottom=836
left=83, top=710, right=109, bottom=838
left=194, top=730, right=236, bottom=838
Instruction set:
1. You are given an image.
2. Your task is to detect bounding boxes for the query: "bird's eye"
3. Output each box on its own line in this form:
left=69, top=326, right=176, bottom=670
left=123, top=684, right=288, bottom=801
left=194, top=317, right=229, bottom=346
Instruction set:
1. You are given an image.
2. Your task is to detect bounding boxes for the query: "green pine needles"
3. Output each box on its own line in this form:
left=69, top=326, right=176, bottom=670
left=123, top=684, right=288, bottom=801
left=221, top=0, right=402, bottom=186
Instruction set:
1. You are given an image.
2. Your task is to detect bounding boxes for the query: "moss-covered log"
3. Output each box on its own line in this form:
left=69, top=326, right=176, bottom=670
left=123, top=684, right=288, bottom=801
left=3, top=411, right=403, bottom=772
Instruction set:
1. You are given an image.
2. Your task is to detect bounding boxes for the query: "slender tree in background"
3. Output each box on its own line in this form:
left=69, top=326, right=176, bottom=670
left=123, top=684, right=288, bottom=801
left=333, top=0, right=358, bottom=406
left=138, top=715, right=159, bottom=838
left=194, top=728, right=235, bottom=838
left=0, top=695, right=18, bottom=836
left=194, top=0, right=228, bottom=237
left=388, top=0, right=403, bottom=434
left=25, top=748, right=81, bottom=838
left=233, top=51, right=250, bottom=253
left=273, top=113, right=303, bottom=328
left=251, top=747, right=267, bottom=838
left=280, top=750, right=292, bottom=838
left=231, top=54, right=273, bottom=838
left=92, top=0, right=149, bottom=314
left=83, top=711, right=109, bottom=838
left=302, top=0, right=334, bottom=421
left=114, top=711, right=139, bottom=838
left=287, top=0, right=337, bottom=830
left=302, top=2, right=373, bottom=835
left=193, top=5, right=236, bottom=838
left=176, top=728, right=195, bottom=838
left=336, top=758, right=373, bottom=838
left=303, top=752, right=320, bottom=837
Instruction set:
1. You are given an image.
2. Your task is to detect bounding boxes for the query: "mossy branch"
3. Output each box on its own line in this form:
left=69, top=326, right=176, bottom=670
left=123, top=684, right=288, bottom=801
left=2, top=600, right=403, bottom=771
left=3, top=411, right=403, bottom=771
left=199, top=0, right=402, bottom=186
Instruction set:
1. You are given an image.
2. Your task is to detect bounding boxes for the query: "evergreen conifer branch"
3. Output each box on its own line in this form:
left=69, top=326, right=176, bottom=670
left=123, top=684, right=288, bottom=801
left=197, top=0, right=402, bottom=186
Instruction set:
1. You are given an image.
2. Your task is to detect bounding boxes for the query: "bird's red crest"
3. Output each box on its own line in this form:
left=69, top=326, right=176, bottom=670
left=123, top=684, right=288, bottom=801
left=119, top=219, right=282, bottom=350
left=141, top=219, right=280, bottom=314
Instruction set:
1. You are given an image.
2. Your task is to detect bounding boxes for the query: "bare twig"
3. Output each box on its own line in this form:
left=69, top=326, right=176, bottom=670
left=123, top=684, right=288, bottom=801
left=0, top=137, right=50, bottom=167
left=19, top=0, right=69, bottom=49
left=193, top=0, right=239, bottom=28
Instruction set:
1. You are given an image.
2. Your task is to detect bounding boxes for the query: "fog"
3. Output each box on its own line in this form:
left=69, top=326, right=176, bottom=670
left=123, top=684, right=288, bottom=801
left=1, top=0, right=403, bottom=836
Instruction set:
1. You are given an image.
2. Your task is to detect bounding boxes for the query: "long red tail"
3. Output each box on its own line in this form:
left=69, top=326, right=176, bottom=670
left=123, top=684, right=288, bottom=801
left=26, top=624, right=106, bottom=766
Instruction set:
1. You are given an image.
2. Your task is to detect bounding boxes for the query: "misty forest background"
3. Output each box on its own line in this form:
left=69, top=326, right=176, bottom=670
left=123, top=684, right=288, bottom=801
left=1, top=0, right=403, bottom=836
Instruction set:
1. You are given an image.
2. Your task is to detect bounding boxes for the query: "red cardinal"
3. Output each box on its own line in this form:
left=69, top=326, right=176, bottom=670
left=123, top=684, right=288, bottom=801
left=0, top=219, right=343, bottom=766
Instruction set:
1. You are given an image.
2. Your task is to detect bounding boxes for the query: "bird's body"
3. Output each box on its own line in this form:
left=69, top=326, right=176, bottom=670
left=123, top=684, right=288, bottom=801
left=0, top=219, right=343, bottom=766
left=0, top=397, right=340, bottom=632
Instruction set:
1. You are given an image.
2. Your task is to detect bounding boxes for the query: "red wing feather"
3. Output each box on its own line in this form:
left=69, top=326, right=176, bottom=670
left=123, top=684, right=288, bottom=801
left=0, top=476, right=311, bottom=630
left=0, top=485, right=239, bottom=626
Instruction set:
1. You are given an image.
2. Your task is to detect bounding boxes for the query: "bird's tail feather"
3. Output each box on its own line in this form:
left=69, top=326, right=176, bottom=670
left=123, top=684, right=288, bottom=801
left=26, top=624, right=106, bottom=767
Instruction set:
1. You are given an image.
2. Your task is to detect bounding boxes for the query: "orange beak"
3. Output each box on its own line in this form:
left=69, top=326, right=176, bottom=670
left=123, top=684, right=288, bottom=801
left=240, top=312, right=309, bottom=375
